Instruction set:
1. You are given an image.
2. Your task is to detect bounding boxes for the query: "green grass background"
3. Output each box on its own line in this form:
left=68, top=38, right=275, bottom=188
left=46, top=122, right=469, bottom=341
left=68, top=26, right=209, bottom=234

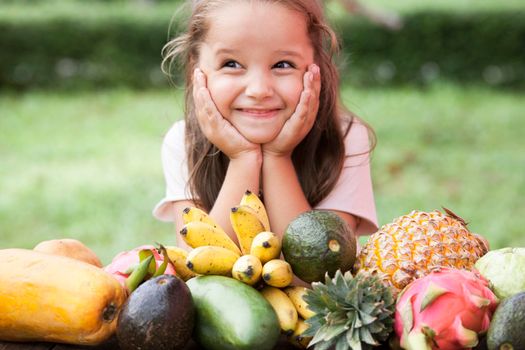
left=3, top=0, right=525, bottom=17
left=2, top=83, right=524, bottom=264
left=1, top=0, right=524, bottom=264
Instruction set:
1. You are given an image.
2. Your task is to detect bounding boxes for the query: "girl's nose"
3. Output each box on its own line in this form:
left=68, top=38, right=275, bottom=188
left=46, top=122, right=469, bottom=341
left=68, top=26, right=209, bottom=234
left=244, top=71, right=274, bottom=99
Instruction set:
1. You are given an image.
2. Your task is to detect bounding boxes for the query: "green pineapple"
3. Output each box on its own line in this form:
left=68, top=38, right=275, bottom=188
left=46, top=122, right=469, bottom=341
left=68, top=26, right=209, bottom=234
left=303, top=270, right=395, bottom=350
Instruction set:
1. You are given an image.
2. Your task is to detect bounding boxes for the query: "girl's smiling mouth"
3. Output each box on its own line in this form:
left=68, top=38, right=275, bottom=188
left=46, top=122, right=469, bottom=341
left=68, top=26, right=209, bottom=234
left=236, top=108, right=282, bottom=118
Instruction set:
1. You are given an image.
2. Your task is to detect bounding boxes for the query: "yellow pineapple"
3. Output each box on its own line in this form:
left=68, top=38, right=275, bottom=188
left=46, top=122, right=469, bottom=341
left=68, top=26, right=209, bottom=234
left=355, top=208, right=489, bottom=294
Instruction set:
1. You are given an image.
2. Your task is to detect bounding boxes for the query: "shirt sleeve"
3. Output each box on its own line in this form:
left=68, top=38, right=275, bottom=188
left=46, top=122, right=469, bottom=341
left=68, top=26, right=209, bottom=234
left=152, top=120, right=191, bottom=222
left=315, top=121, right=379, bottom=236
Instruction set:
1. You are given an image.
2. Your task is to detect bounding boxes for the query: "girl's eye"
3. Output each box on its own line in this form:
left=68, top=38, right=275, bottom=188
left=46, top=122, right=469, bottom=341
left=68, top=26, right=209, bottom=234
left=222, top=60, right=241, bottom=69
left=274, top=61, right=295, bottom=69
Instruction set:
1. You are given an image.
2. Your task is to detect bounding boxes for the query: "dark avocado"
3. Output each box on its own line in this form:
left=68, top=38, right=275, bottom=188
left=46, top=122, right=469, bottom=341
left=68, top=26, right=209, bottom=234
left=487, top=291, right=525, bottom=350
left=117, top=274, right=194, bottom=350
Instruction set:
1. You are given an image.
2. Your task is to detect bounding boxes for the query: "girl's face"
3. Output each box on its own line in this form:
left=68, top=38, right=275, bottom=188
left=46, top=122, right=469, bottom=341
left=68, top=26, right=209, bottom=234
left=197, top=1, right=315, bottom=144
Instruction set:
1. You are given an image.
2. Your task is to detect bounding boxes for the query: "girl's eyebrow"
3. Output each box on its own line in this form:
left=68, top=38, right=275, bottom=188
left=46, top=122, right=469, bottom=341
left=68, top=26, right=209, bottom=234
left=214, top=47, right=303, bottom=58
left=215, top=48, right=239, bottom=55
left=274, top=50, right=303, bottom=58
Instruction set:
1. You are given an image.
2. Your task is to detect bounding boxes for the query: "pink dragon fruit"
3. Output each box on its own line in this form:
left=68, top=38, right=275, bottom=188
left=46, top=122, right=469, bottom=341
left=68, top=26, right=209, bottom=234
left=395, top=267, right=498, bottom=350
left=104, top=245, right=176, bottom=287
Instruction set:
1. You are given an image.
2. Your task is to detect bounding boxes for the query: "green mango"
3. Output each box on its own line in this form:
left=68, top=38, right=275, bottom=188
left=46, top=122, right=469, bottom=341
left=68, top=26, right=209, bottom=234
left=187, top=275, right=280, bottom=350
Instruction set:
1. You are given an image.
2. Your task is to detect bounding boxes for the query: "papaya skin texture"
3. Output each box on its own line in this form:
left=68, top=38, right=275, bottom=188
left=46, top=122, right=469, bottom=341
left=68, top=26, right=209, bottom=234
left=0, top=249, right=127, bottom=345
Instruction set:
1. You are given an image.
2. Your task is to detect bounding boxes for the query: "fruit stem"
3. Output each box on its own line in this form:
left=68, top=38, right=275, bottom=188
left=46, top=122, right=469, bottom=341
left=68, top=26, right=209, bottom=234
left=125, top=255, right=154, bottom=293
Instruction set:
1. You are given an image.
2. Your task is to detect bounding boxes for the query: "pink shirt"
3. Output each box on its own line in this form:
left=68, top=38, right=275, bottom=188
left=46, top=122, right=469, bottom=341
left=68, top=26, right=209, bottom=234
left=153, top=119, right=378, bottom=235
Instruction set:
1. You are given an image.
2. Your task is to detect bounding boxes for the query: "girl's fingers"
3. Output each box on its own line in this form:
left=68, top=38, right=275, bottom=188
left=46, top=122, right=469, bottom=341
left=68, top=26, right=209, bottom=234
left=288, top=65, right=319, bottom=137
left=311, top=64, right=321, bottom=98
left=193, top=71, right=206, bottom=117
left=284, top=65, right=317, bottom=134
left=292, top=70, right=314, bottom=120
left=192, top=68, right=204, bottom=101
left=193, top=69, right=218, bottom=123
left=193, top=69, right=211, bottom=113
left=295, top=64, right=319, bottom=121
left=300, top=89, right=312, bottom=119
left=307, top=63, right=321, bottom=118
left=309, top=64, right=321, bottom=117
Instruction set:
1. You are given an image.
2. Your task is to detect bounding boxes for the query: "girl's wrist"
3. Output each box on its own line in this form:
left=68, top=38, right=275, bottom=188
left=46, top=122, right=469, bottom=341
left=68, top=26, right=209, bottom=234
left=262, top=150, right=292, bottom=162
left=262, top=152, right=294, bottom=171
left=230, top=149, right=263, bottom=167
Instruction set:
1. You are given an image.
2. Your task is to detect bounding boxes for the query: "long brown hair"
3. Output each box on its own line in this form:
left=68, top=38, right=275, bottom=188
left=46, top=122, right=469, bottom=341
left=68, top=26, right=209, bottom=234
left=162, top=0, right=376, bottom=211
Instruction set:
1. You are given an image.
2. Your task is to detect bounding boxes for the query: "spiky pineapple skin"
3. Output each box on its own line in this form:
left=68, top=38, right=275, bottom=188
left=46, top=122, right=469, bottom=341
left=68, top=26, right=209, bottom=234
left=303, top=270, right=395, bottom=350
left=355, top=209, right=489, bottom=293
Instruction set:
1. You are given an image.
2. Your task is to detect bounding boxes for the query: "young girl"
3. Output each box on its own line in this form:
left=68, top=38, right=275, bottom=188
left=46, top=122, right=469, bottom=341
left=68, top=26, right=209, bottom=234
left=153, top=0, right=378, bottom=251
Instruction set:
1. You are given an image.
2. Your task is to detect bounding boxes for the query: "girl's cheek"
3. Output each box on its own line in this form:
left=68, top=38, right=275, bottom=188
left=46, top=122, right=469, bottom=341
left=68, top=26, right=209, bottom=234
left=208, top=75, right=233, bottom=92
left=207, top=77, right=235, bottom=114
left=282, top=76, right=304, bottom=105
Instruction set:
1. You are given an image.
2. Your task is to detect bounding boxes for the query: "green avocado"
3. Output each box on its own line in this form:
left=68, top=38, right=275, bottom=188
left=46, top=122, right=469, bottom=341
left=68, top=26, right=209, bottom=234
left=282, top=210, right=357, bottom=283
left=186, top=275, right=280, bottom=350
left=487, top=291, right=525, bottom=350
left=117, top=274, right=194, bottom=350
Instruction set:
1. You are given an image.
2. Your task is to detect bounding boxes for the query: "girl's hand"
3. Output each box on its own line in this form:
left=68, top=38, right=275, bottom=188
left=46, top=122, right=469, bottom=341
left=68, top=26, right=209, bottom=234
left=262, top=64, right=321, bottom=158
left=192, top=68, right=261, bottom=160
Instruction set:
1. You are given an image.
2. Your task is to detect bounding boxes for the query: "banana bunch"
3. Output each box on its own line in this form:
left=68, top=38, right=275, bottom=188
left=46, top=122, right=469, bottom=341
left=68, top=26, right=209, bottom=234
left=176, top=190, right=288, bottom=282
left=230, top=191, right=297, bottom=290
left=164, top=246, right=197, bottom=281
left=288, top=318, right=312, bottom=349
left=172, top=190, right=314, bottom=347
left=260, top=285, right=315, bottom=348
left=230, top=190, right=270, bottom=254
left=181, top=207, right=241, bottom=255
left=177, top=206, right=241, bottom=277
left=284, top=286, right=315, bottom=349
left=165, top=207, right=237, bottom=281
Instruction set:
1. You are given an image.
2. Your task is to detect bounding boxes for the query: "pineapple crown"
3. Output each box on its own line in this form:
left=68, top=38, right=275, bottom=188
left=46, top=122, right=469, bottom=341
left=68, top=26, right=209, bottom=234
left=303, top=270, right=395, bottom=350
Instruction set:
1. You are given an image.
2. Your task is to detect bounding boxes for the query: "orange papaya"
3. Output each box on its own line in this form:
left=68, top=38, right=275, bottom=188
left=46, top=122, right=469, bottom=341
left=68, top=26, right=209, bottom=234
left=0, top=249, right=127, bottom=345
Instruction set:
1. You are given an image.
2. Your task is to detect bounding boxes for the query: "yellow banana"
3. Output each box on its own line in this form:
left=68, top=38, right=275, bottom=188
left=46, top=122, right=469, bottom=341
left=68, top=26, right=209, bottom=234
left=230, top=205, right=266, bottom=254
left=240, top=190, right=271, bottom=232
left=250, top=231, right=281, bottom=264
left=186, top=245, right=240, bottom=276
left=165, top=245, right=197, bottom=281
left=232, top=254, right=263, bottom=286
left=182, top=206, right=224, bottom=230
left=283, top=286, right=316, bottom=320
left=262, top=259, right=293, bottom=288
left=260, top=286, right=298, bottom=335
left=180, top=221, right=241, bottom=255
left=288, top=318, right=312, bottom=349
